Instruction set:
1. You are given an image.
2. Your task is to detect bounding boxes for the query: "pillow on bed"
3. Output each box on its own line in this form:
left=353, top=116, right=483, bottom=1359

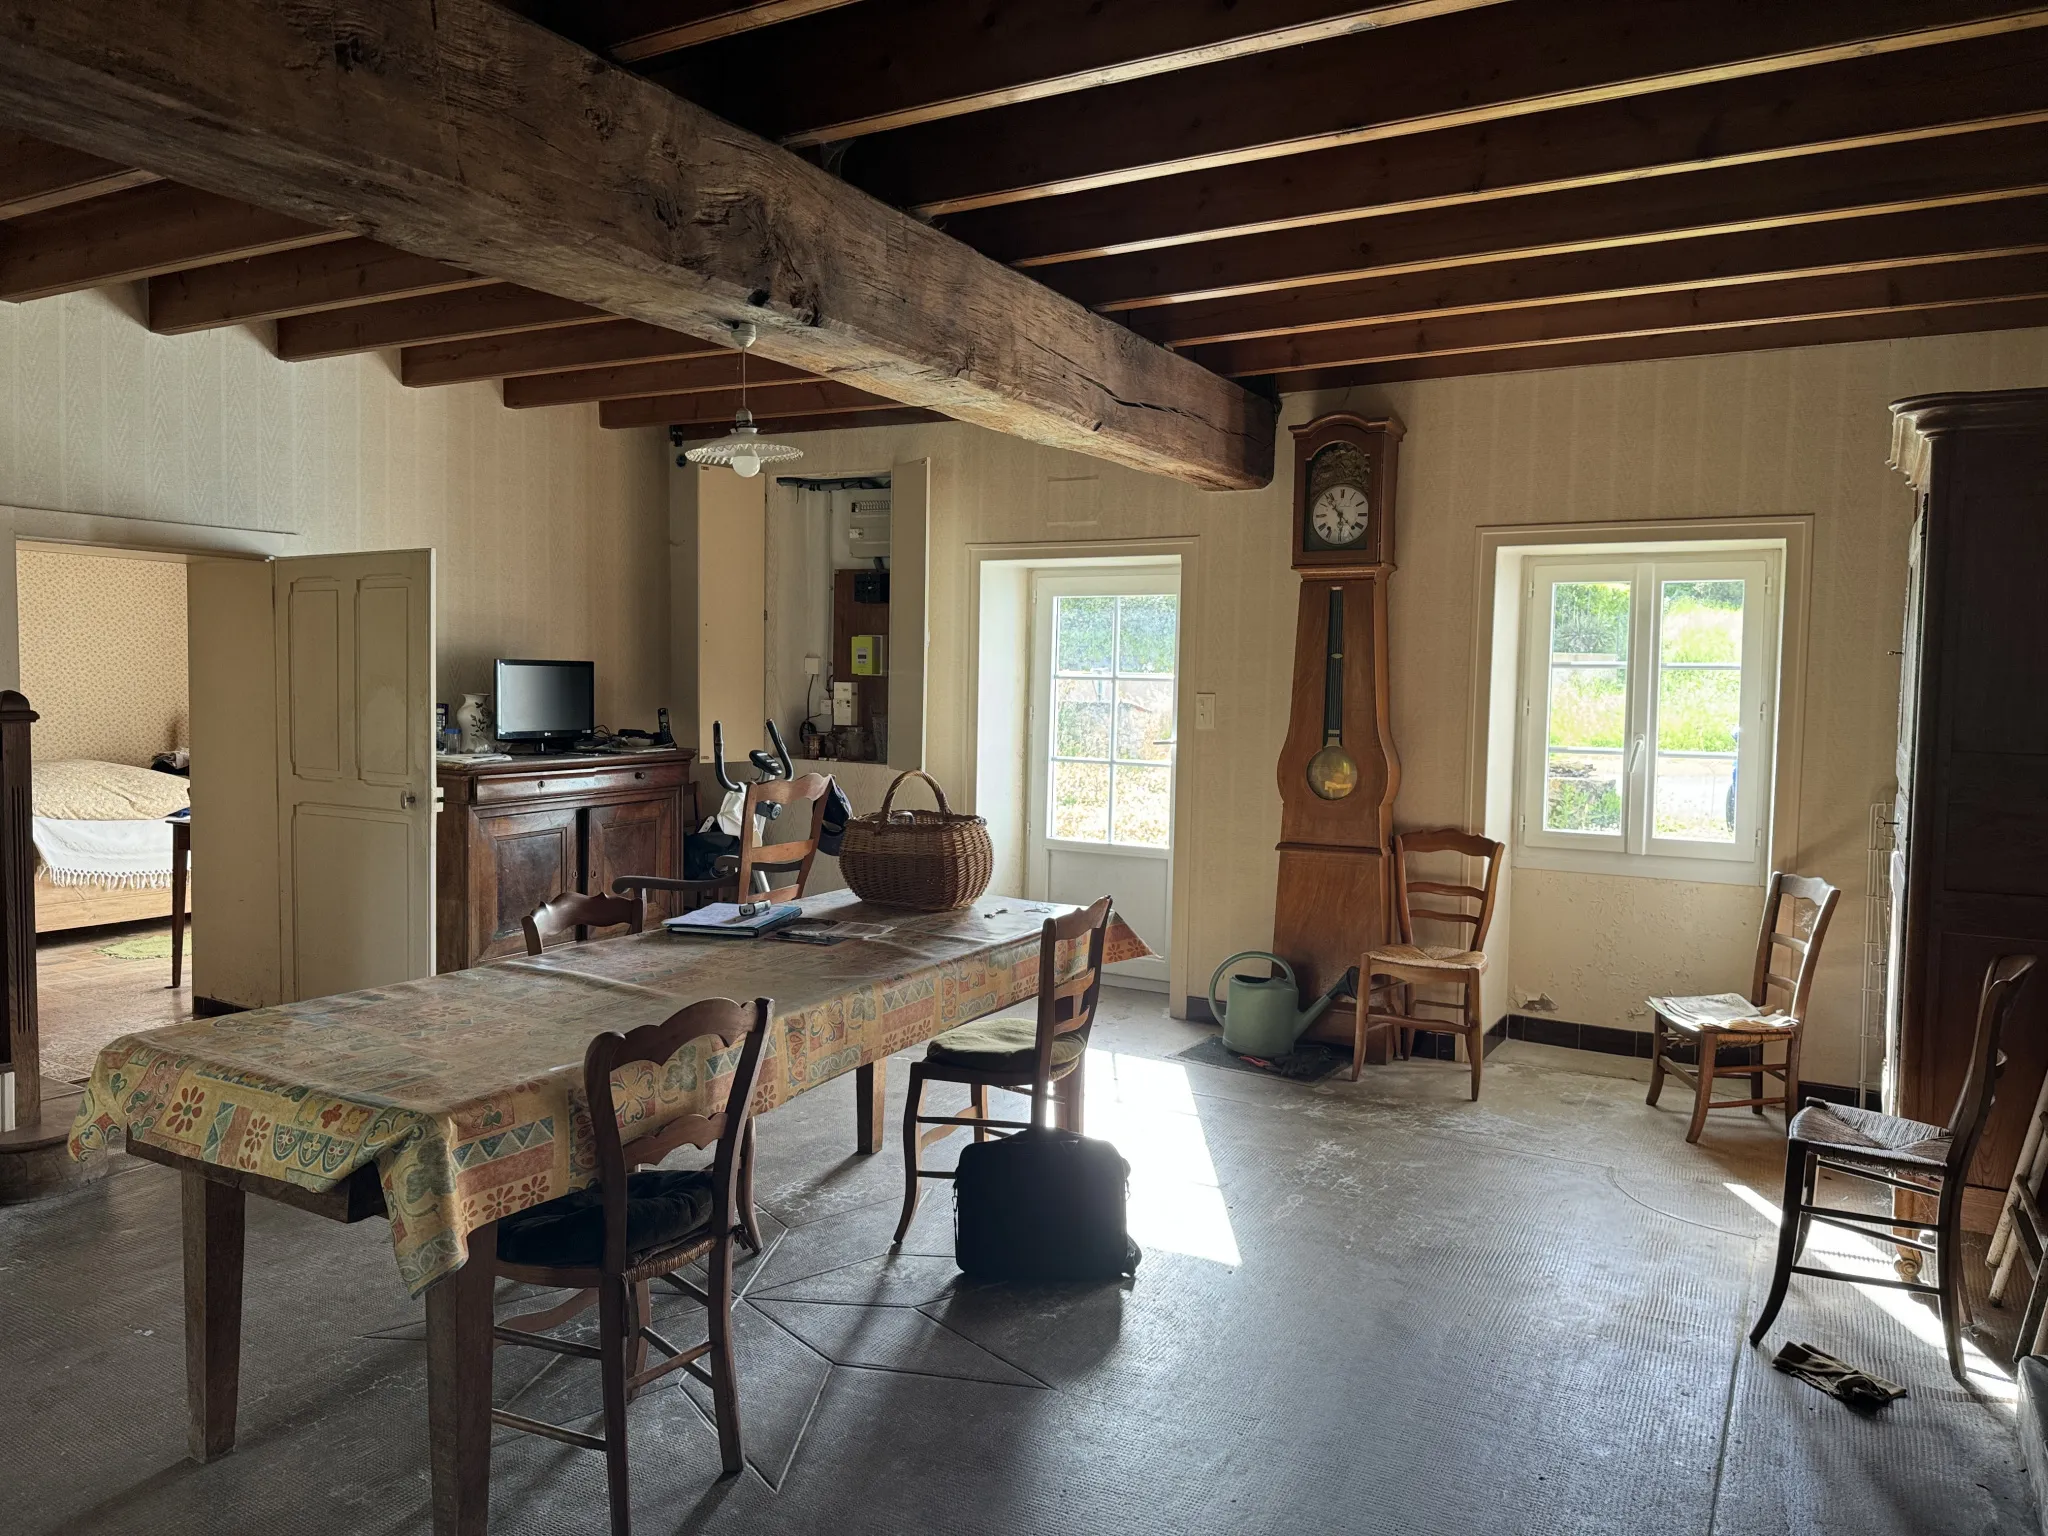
left=32, top=759, right=191, bottom=820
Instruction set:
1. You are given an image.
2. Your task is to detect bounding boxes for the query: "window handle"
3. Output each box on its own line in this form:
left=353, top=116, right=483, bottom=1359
left=1627, top=738, right=1644, bottom=776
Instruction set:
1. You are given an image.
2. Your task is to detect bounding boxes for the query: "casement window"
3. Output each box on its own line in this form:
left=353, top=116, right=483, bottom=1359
left=1517, top=550, right=1781, bottom=883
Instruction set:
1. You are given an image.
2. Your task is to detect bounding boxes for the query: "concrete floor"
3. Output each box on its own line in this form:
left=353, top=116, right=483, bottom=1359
left=0, top=989, right=2033, bottom=1535
left=34, top=919, right=191, bottom=1083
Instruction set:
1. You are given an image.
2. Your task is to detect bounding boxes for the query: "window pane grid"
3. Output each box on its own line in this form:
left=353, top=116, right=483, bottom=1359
left=1048, top=593, right=1177, bottom=848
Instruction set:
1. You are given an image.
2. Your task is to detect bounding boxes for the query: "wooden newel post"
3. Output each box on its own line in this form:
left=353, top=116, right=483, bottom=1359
left=0, top=690, right=39, bottom=1126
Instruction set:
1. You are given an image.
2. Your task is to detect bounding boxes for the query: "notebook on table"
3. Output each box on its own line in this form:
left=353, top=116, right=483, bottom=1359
left=662, top=902, right=805, bottom=939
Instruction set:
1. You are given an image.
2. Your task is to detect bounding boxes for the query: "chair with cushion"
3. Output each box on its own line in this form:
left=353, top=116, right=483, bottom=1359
left=613, top=772, right=834, bottom=914
left=522, top=890, right=644, bottom=955
left=891, top=896, right=1113, bottom=1246
left=1358, top=830, right=1504, bottom=1098
left=1646, top=871, right=1839, bottom=1143
left=1751, top=954, right=2033, bottom=1383
left=488, top=996, right=771, bottom=1532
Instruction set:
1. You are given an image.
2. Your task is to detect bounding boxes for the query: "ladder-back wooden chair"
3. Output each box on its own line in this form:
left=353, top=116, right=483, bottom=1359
left=1359, top=830, right=1504, bottom=1099
left=613, top=772, right=833, bottom=912
left=522, top=891, right=644, bottom=955
left=1646, top=871, right=1840, bottom=1143
left=489, top=996, right=773, bottom=1530
left=1751, top=954, right=2034, bottom=1383
left=891, top=896, right=1113, bottom=1246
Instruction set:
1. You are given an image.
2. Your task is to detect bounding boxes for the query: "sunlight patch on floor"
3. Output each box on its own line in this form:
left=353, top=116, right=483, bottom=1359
left=1726, top=1180, right=2014, bottom=1404
left=1086, top=1048, right=1241, bottom=1267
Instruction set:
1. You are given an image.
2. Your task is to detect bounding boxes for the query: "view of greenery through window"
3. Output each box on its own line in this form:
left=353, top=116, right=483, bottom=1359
left=1543, top=576, right=1746, bottom=842
left=1049, top=593, right=1177, bottom=847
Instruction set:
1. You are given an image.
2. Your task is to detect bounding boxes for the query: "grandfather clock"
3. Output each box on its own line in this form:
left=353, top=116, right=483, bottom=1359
left=1273, top=413, right=1403, bottom=1049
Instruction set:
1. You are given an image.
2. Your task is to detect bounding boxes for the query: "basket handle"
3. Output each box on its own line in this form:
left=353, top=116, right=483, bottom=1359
left=878, top=768, right=951, bottom=817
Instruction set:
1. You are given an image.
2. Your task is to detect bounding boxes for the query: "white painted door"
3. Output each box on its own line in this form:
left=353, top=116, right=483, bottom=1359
left=272, top=551, right=435, bottom=1001
left=1026, top=568, right=1178, bottom=988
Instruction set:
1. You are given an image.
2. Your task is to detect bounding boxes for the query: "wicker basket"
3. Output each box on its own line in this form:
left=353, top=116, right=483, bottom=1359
left=837, top=769, right=994, bottom=911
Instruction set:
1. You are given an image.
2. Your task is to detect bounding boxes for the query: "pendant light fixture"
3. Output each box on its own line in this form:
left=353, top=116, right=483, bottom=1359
left=682, top=321, right=803, bottom=478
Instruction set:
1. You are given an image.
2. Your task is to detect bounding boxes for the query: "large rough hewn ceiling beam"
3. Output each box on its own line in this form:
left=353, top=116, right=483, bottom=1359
left=0, top=0, right=1272, bottom=490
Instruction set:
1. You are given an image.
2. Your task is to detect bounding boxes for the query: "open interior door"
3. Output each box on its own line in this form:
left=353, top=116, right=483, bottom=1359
left=189, top=550, right=434, bottom=1009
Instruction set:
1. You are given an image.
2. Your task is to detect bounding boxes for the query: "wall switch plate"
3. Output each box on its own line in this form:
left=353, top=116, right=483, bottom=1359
left=1195, top=693, right=1216, bottom=730
left=803, top=654, right=821, bottom=675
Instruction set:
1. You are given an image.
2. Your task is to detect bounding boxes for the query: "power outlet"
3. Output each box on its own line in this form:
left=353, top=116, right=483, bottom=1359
left=803, top=654, right=822, bottom=676
left=1194, top=693, right=1217, bottom=730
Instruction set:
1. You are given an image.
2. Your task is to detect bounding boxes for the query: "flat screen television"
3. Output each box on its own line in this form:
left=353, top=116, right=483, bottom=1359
left=494, top=659, right=595, bottom=746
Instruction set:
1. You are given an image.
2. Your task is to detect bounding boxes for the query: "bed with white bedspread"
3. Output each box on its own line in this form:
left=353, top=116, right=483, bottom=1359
left=31, top=759, right=189, bottom=932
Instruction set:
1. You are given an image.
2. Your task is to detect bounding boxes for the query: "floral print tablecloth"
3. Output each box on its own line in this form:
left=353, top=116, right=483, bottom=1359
left=70, top=893, right=1148, bottom=1295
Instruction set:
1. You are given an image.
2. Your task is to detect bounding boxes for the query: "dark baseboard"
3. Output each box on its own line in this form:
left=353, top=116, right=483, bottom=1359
left=192, top=996, right=248, bottom=1018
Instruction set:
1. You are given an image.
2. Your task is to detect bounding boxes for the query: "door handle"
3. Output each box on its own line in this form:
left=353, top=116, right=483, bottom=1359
left=401, top=790, right=419, bottom=809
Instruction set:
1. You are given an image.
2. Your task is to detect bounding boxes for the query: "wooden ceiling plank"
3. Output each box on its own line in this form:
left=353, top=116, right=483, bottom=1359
left=546, top=1, right=863, bottom=61
left=1285, top=297, right=2048, bottom=388
left=274, top=284, right=605, bottom=361
left=1055, top=127, right=2048, bottom=313
left=646, top=0, right=1501, bottom=147
left=599, top=380, right=895, bottom=429
left=0, top=0, right=1269, bottom=489
left=840, top=0, right=2048, bottom=216
left=1209, top=253, right=2048, bottom=379
left=666, top=406, right=946, bottom=438
left=503, top=352, right=816, bottom=408
left=401, top=320, right=722, bottom=386
left=0, top=179, right=346, bottom=302
left=948, top=31, right=2048, bottom=267
left=0, top=130, right=156, bottom=220
left=147, top=237, right=489, bottom=333
left=1167, top=198, right=2048, bottom=361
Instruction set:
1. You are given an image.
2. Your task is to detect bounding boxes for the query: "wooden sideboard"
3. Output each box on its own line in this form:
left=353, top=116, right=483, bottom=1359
left=435, top=750, right=695, bottom=972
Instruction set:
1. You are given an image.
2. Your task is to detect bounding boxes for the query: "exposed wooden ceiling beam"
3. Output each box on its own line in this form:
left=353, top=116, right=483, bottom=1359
left=1219, top=253, right=2048, bottom=382
left=1167, top=198, right=2048, bottom=361
left=503, top=352, right=809, bottom=408
left=944, top=31, right=2048, bottom=267
left=669, top=406, right=946, bottom=439
left=599, top=381, right=897, bottom=429
left=0, top=0, right=1270, bottom=489
left=843, top=0, right=2048, bottom=216
left=275, top=285, right=605, bottom=361
left=0, top=179, right=346, bottom=302
left=400, top=320, right=721, bottom=387
left=1286, top=297, right=2048, bottom=388
left=0, top=131, right=156, bottom=220
left=148, top=238, right=489, bottom=333
left=1056, top=128, right=2048, bottom=313
left=649, top=0, right=1500, bottom=147
left=548, top=1, right=863, bottom=61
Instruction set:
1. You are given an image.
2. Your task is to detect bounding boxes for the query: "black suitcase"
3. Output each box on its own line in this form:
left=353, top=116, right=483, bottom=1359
left=954, top=1127, right=1141, bottom=1281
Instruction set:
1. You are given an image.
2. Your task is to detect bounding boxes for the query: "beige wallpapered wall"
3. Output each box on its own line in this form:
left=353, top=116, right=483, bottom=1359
left=17, top=546, right=188, bottom=765
left=717, top=323, right=2048, bottom=1086
left=0, top=285, right=673, bottom=725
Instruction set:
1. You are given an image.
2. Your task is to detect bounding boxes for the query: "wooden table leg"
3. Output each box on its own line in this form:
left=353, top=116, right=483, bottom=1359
left=855, top=1060, right=885, bottom=1155
left=182, top=1169, right=244, bottom=1463
left=169, top=820, right=189, bottom=990
left=426, top=1223, right=496, bottom=1536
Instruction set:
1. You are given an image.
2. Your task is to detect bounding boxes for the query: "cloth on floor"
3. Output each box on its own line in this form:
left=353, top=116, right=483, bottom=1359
left=1175, top=1034, right=1346, bottom=1083
left=1771, top=1340, right=1907, bottom=1411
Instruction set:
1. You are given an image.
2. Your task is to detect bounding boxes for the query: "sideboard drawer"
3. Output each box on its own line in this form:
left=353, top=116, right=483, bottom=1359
left=471, top=762, right=683, bottom=806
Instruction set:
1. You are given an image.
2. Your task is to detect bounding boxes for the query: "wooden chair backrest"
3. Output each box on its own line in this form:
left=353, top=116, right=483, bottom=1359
left=1029, top=896, right=1115, bottom=1127
left=1747, top=872, right=1840, bottom=1021
left=582, top=996, right=772, bottom=1276
left=737, top=773, right=833, bottom=903
left=1393, top=828, right=1504, bottom=953
left=1945, top=954, right=2036, bottom=1180
left=522, top=890, right=644, bottom=955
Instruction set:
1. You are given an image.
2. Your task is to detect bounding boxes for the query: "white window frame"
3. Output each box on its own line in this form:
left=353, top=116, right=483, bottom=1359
left=1516, top=548, right=1781, bottom=884
left=1026, top=568, right=1180, bottom=861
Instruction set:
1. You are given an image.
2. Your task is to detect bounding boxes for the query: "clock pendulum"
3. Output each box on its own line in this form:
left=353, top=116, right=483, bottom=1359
left=1271, top=413, right=1404, bottom=1056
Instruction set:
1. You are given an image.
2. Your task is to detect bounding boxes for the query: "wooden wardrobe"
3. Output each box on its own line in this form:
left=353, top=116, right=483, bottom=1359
left=1887, top=389, right=2048, bottom=1214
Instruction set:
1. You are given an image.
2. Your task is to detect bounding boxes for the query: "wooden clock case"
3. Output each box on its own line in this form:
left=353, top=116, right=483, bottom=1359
left=1274, top=413, right=1404, bottom=1053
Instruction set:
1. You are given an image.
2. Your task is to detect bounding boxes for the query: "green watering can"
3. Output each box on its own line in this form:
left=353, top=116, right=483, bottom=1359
left=1208, top=951, right=1354, bottom=1059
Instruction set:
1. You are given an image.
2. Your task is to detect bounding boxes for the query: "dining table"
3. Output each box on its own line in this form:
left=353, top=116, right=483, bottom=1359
left=68, top=889, right=1149, bottom=1535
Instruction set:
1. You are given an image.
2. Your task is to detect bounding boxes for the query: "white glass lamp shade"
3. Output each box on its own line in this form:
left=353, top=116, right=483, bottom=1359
left=682, top=409, right=803, bottom=476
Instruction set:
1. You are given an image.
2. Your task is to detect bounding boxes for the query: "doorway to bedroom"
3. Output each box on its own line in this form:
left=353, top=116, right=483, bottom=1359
left=17, top=541, right=194, bottom=1083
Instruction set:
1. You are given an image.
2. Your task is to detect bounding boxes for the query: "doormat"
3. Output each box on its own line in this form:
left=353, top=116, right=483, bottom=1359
left=99, top=934, right=180, bottom=962
left=1174, top=1033, right=1346, bottom=1083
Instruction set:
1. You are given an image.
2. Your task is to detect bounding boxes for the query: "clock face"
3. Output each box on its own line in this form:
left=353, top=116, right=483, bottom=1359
left=1311, top=486, right=1369, bottom=546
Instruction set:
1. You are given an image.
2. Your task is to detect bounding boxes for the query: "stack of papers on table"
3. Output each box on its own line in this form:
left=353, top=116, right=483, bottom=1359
left=1648, top=992, right=1796, bottom=1030
left=663, top=902, right=805, bottom=938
